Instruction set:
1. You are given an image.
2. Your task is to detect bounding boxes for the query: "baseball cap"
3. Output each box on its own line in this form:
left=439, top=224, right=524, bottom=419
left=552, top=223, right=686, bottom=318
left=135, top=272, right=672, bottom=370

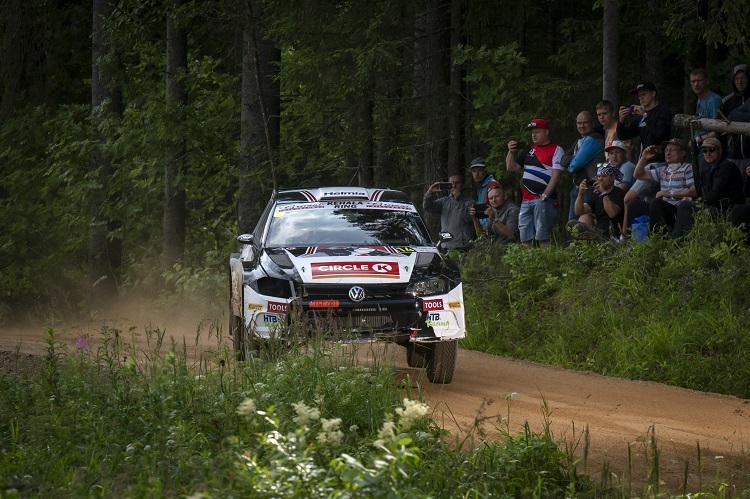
left=469, top=157, right=486, bottom=169
left=701, top=137, right=722, bottom=151
left=605, top=140, right=626, bottom=152
left=630, top=81, right=657, bottom=94
left=527, top=118, right=550, bottom=130
left=661, top=138, right=687, bottom=151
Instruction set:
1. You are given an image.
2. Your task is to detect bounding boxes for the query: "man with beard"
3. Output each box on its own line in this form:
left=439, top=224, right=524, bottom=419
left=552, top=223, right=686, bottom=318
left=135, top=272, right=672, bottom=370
left=471, top=185, right=519, bottom=244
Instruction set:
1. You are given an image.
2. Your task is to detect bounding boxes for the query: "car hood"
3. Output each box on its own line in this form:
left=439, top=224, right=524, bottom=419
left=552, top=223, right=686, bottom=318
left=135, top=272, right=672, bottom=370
left=264, top=245, right=440, bottom=284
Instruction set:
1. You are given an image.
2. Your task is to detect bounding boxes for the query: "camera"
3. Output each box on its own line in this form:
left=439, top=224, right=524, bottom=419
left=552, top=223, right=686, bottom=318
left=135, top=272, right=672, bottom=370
left=585, top=179, right=596, bottom=187
left=651, top=146, right=663, bottom=154
left=473, top=203, right=489, bottom=219
left=438, top=182, right=453, bottom=190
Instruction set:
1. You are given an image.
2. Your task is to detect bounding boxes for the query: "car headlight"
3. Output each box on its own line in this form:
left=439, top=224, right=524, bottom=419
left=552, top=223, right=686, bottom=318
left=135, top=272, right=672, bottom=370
left=407, top=277, right=447, bottom=296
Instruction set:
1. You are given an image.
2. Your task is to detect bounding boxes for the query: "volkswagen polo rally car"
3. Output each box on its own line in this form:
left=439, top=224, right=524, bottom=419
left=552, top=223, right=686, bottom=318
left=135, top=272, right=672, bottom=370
left=229, top=187, right=465, bottom=383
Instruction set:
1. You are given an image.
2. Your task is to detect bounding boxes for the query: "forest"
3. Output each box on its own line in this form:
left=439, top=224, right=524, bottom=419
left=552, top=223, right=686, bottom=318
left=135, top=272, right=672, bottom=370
left=1, top=0, right=749, bottom=314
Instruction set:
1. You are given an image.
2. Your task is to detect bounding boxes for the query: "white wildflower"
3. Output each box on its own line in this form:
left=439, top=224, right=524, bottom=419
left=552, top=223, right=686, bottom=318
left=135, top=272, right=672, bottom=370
left=504, top=392, right=518, bottom=400
left=375, top=420, right=397, bottom=447
left=292, top=401, right=320, bottom=426
left=236, top=398, right=257, bottom=418
left=316, top=418, right=344, bottom=446
left=395, top=398, right=429, bottom=431
left=349, top=424, right=359, bottom=432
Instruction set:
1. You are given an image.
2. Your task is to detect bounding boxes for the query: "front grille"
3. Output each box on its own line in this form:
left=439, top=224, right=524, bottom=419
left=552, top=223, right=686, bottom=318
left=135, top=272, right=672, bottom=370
left=302, top=283, right=409, bottom=300
left=289, top=283, right=420, bottom=336
left=293, top=300, right=419, bottom=335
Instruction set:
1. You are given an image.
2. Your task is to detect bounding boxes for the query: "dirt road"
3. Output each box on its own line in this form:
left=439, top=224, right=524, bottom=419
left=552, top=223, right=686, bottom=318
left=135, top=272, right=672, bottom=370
left=2, top=315, right=748, bottom=494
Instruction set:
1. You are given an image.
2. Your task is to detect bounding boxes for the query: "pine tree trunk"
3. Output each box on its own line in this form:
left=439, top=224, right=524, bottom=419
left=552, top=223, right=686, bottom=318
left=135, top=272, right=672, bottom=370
left=163, top=0, right=187, bottom=273
left=447, top=0, right=462, bottom=172
left=89, top=0, right=121, bottom=305
left=602, top=0, right=619, bottom=106
left=423, top=0, right=450, bottom=185
left=357, top=99, right=374, bottom=187
left=239, top=0, right=280, bottom=233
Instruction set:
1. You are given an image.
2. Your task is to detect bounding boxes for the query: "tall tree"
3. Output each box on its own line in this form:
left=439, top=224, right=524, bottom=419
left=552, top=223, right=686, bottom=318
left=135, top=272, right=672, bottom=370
left=163, top=0, right=188, bottom=272
left=602, top=0, right=619, bottom=105
left=447, top=0, right=463, bottom=172
left=89, top=0, right=122, bottom=304
left=239, top=0, right=280, bottom=233
left=417, top=0, right=451, bottom=187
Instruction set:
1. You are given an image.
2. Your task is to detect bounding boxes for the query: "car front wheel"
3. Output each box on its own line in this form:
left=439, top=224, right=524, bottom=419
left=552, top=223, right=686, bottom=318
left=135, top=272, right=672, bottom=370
left=426, top=340, right=457, bottom=384
left=405, top=343, right=429, bottom=368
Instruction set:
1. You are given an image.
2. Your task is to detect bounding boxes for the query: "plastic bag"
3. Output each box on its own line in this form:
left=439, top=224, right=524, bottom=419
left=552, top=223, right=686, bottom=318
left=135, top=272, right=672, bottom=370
left=631, top=215, right=649, bottom=242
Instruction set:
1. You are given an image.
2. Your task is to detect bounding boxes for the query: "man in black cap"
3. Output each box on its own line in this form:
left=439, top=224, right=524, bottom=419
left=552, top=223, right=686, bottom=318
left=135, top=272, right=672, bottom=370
left=617, top=81, right=672, bottom=162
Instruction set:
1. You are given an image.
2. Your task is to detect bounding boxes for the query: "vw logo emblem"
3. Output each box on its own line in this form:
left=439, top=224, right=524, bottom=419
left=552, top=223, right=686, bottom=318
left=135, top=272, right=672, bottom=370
left=348, top=286, right=365, bottom=302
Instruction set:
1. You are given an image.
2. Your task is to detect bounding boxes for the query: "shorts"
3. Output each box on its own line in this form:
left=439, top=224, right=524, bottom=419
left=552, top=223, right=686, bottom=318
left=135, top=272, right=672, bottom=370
left=629, top=179, right=658, bottom=202
left=518, top=198, right=558, bottom=242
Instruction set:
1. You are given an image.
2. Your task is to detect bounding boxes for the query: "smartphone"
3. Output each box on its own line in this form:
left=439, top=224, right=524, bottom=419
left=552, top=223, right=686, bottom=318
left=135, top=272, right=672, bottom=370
left=515, top=141, right=525, bottom=150
left=652, top=146, right=663, bottom=154
left=474, top=203, right=489, bottom=219
left=438, top=182, right=453, bottom=190
left=585, top=179, right=596, bottom=187
left=628, top=105, right=636, bottom=113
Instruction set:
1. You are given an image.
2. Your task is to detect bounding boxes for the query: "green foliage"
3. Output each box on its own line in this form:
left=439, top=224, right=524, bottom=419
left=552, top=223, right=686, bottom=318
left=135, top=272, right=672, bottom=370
left=0, top=326, right=592, bottom=497
left=461, top=216, right=750, bottom=398
left=0, top=105, right=92, bottom=307
left=454, top=43, right=576, bottom=187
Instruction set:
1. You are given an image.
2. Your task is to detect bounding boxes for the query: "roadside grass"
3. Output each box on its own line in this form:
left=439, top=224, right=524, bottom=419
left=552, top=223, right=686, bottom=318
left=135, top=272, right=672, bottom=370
left=460, top=213, right=750, bottom=399
left=0, top=324, right=596, bottom=498
left=2, top=212, right=750, bottom=496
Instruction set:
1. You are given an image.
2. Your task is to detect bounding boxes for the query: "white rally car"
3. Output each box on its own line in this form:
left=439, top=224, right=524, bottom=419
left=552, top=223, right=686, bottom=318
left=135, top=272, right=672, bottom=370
left=229, top=187, right=465, bottom=383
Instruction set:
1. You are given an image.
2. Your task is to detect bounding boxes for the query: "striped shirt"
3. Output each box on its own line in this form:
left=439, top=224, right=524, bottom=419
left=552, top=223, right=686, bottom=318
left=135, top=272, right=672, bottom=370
left=518, top=143, right=564, bottom=201
left=648, top=162, right=694, bottom=205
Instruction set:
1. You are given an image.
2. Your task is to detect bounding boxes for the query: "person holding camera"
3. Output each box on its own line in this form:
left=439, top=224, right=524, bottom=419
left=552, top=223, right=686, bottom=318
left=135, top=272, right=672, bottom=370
left=423, top=172, right=475, bottom=251
left=468, top=157, right=502, bottom=230
left=629, top=138, right=696, bottom=235
left=566, top=163, right=626, bottom=240
left=470, top=185, right=519, bottom=244
left=506, top=118, right=564, bottom=248
left=617, top=81, right=672, bottom=162
left=561, top=110, right=606, bottom=222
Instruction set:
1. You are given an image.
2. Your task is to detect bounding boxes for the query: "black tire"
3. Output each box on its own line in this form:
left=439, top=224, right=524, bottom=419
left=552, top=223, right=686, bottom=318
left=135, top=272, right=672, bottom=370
left=426, top=340, right=457, bottom=384
left=230, top=313, right=247, bottom=360
left=405, top=343, right=429, bottom=368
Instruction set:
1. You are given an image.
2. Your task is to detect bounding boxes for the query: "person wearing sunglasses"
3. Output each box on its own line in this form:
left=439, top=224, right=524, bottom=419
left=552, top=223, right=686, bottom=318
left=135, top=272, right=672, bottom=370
left=630, top=138, right=695, bottom=236
left=672, top=138, right=744, bottom=238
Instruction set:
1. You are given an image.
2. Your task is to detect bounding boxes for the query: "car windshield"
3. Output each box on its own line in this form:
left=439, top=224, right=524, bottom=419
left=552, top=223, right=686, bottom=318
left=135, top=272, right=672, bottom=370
left=265, top=207, right=432, bottom=247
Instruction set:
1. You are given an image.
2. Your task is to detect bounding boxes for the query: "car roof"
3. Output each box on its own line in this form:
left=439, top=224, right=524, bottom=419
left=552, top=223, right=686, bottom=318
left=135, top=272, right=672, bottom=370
left=274, top=187, right=413, bottom=204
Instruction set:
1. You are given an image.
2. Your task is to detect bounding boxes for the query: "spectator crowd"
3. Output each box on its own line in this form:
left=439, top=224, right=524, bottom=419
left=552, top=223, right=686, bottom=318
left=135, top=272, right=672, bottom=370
left=423, top=64, right=750, bottom=249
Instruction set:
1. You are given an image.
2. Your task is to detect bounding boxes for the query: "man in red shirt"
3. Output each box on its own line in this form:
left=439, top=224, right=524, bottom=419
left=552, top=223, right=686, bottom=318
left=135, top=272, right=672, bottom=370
left=506, top=118, right=565, bottom=247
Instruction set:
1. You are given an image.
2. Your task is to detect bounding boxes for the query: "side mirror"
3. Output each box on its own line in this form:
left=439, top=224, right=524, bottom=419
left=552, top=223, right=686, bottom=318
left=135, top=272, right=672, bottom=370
left=237, top=234, right=254, bottom=245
